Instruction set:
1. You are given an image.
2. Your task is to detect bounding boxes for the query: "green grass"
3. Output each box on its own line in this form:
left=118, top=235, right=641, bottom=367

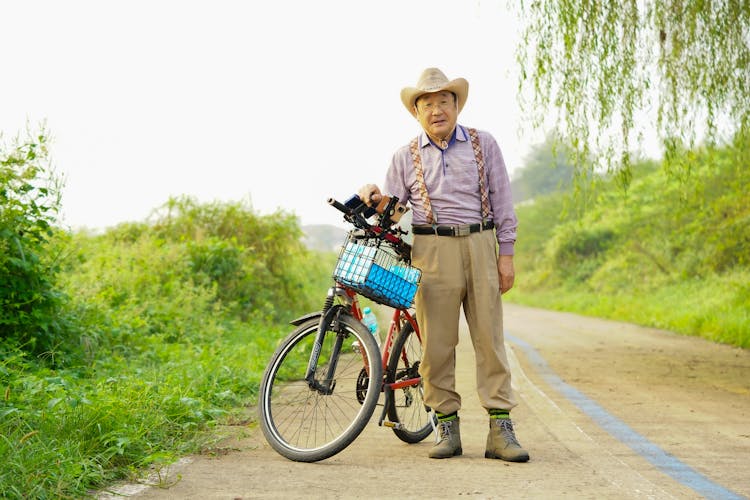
left=0, top=320, right=289, bottom=499
left=508, top=268, right=750, bottom=348
left=509, top=143, right=750, bottom=349
left=0, top=197, right=336, bottom=499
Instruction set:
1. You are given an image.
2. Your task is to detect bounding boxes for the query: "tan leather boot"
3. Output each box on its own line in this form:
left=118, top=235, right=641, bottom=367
left=428, top=418, right=462, bottom=459
left=485, top=418, right=530, bottom=462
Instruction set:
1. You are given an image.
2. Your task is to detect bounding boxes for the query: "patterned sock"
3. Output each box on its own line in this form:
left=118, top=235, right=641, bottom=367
left=436, top=411, right=458, bottom=422
left=488, top=409, right=510, bottom=420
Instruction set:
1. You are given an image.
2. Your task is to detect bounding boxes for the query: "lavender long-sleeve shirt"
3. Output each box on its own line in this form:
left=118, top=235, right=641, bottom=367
left=383, top=125, right=518, bottom=255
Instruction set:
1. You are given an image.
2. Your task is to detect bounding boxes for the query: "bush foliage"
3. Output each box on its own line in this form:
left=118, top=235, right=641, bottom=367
left=510, top=138, right=750, bottom=348
left=0, top=131, right=73, bottom=356
left=1, top=131, right=336, bottom=498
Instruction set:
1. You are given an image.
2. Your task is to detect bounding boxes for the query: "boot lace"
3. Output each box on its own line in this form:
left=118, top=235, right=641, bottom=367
left=436, top=420, right=454, bottom=442
left=497, top=419, right=520, bottom=447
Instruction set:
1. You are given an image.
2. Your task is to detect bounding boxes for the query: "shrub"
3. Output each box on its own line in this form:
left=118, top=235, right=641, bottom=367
left=0, top=131, right=73, bottom=357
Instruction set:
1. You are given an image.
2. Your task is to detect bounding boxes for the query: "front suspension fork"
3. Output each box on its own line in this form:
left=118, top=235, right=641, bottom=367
left=304, top=290, right=345, bottom=395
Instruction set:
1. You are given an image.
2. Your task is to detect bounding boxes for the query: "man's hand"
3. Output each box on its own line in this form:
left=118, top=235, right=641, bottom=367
left=497, top=254, right=515, bottom=294
left=357, top=184, right=382, bottom=207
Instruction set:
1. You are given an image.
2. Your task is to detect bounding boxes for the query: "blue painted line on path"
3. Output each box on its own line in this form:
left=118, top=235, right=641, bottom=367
left=506, top=333, right=745, bottom=500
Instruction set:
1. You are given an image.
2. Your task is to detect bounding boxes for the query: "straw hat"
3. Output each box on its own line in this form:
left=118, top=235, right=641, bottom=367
left=400, top=68, right=469, bottom=117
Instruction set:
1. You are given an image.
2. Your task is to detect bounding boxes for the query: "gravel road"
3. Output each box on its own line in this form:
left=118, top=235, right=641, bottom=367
left=99, top=303, right=750, bottom=500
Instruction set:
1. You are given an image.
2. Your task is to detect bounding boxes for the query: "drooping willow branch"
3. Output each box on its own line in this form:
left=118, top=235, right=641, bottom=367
left=514, top=0, right=750, bottom=184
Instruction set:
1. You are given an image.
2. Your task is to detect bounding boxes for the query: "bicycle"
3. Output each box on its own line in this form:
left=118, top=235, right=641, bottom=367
left=257, top=194, right=435, bottom=462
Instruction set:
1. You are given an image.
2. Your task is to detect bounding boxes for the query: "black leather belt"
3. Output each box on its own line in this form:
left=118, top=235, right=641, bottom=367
left=412, top=220, right=495, bottom=237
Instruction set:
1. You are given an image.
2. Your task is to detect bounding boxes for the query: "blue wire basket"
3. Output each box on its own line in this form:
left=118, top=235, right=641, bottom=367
left=333, top=233, right=421, bottom=309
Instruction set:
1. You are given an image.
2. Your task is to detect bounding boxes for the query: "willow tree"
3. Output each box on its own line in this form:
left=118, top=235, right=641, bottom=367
left=515, top=1, right=750, bottom=185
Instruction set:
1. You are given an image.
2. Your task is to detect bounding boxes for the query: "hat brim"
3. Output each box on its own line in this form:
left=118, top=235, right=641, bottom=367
left=400, top=78, right=469, bottom=117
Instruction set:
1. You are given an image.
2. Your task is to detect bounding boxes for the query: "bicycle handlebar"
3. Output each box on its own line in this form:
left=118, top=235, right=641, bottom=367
left=327, top=194, right=413, bottom=262
left=327, top=197, right=358, bottom=217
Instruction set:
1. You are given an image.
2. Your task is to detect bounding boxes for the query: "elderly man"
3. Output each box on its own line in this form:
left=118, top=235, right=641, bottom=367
left=359, top=68, right=529, bottom=462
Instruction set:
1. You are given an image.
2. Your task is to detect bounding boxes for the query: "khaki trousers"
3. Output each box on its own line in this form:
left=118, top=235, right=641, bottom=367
left=412, top=229, right=516, bottom=415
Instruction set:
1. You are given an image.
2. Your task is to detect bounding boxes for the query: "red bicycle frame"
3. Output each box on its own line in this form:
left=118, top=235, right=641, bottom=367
left=340, top=286, right=422, bottom=426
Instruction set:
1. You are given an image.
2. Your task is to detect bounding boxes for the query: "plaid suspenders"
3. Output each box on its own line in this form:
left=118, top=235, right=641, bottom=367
left=410, top=127, right=491, bottom=225
left=409, top=137, right=435, bottom=224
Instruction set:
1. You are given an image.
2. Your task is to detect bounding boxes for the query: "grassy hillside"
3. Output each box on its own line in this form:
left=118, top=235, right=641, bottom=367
left=0, top=195, right=337, bottom=498
left=508, top=143, right=750, bottom=348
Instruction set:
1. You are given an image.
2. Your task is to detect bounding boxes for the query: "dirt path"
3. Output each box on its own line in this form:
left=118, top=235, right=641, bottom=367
left=99, top=304, right=750, bottom=499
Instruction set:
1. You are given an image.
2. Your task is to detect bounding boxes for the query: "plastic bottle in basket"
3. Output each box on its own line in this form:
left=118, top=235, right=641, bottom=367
left=390, top=265, right=421, bottom=284
left=361, top=307, right=380, bottom=346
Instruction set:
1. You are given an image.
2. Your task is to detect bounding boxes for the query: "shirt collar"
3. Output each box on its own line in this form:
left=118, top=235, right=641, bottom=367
left=418, top=125, right=468, bottom=149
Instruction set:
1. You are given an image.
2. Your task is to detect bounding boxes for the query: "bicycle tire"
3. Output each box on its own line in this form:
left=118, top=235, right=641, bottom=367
left=385, top=319, right=434, bottom=443
left=258, top=311, right=382, bottom=462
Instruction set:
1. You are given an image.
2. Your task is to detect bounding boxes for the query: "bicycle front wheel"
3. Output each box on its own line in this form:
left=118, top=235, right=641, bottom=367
left=258, top=311, right=382, bottom=462
left=385, top=319, right=434, bottom=443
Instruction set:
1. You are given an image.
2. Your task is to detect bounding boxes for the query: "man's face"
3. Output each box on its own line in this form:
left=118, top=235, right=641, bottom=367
left=414, top=91, right=458, bottom=140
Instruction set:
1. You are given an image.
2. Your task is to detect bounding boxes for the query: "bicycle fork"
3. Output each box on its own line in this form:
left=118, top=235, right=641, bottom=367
left=304, top=290, right=343, bottom=395
left=305, top=287, right=369, bottom=396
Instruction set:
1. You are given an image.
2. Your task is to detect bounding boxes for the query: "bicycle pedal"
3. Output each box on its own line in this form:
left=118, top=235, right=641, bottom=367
left=381, top=420, right=402, bottom=430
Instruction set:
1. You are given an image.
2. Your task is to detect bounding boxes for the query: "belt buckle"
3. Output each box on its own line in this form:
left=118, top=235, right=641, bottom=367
left=455, top=224, right=471, bottom=237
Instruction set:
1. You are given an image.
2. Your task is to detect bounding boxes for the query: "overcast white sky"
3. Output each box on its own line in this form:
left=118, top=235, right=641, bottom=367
left=1, top=0, right=546, bottom=231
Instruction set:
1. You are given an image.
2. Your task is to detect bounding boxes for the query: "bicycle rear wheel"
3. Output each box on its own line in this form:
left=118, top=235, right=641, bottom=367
left=258, top=310, right=382, bottom=462
left=385, top=319, right=434, bottom=443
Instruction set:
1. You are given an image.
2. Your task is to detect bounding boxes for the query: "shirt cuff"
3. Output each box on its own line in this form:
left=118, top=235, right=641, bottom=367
left=498, top=242, right=515, bottom=256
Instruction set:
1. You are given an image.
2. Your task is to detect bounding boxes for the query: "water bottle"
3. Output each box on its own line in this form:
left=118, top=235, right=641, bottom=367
left=361, top=306, right=380, bottom=346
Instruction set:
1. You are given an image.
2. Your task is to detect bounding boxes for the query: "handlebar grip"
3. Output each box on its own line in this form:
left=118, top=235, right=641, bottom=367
left=330, top=195, right=373, bottom=217
left=327, top=197, right=351, bottom=215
